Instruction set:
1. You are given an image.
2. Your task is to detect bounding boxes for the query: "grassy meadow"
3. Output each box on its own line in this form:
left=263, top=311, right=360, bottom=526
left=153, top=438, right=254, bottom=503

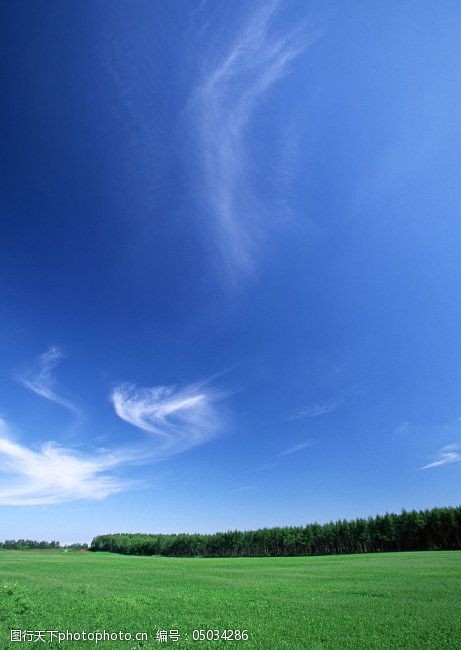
left=0, top=550, right=460, bottom=649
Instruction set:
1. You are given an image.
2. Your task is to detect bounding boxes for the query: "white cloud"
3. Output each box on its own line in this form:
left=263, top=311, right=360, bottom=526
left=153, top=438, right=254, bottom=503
left=111, top=382, right=222, bottom=458
left=189, top=0, right=319, bottom=275
left=0, top=419, right=124, bottom=506
left=0, top=367, right=226, bottom=505
left=19, top=346, right=80, bottom=416
left=420, top=444, right=461, bottom=470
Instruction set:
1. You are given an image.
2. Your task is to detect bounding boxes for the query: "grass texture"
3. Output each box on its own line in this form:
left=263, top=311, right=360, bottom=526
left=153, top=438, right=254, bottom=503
left=0, top=550, right=460, bottom=648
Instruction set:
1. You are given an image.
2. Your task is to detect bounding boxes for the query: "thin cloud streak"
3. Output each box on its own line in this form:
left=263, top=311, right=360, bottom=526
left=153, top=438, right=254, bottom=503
left=19, top=346, right=80, bottom=417
left=420, top=444, right=461, bottom=470
left=248, top=460, right=280, bottom=474
left=112, top=382, right=223, bottom=458
left=289, top=387, right=362, bottom=420
left=279, top=440, right=311, bottom=456
left=231, top=485, right=255, bottom=494
left=248, top=439, right=311, bottom=473
left=289, top=398, right=343, bottom=420
left=189, top=0, right=319, bottom=275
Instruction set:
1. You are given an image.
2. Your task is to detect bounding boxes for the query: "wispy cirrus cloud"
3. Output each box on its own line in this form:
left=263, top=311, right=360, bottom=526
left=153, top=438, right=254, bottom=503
left=1, top=352, right=227, bottom=504
left=420, top=444, right=461, bottom=470
left=111, top=382, right=223, bottom=458
left=289, top=386, right=361, bottom=421
left=189, top=0, right=320, bottom=275
left=0, top=419, right=124, bottom=506
left=289, top=397, right=344, bottom=420
left=18, top=346, right=80, bottom=416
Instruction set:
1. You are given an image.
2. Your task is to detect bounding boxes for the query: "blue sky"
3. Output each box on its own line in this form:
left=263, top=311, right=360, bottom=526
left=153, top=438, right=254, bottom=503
left=1, top=0, right=460, bottom=543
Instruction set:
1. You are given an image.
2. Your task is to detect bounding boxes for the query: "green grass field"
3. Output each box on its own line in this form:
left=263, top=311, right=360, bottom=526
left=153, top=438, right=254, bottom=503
left=0, top=550, right=460, bottom=649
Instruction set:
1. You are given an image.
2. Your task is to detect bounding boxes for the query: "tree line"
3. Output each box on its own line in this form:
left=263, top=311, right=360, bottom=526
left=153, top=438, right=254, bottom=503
left=1, top=540, right=88, bottom=550
left=90, top=505, right=461, bottom=557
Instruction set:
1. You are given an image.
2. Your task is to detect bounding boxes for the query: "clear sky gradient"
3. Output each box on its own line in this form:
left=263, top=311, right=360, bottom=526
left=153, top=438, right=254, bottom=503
left=1, top=0, right=460, bottom=543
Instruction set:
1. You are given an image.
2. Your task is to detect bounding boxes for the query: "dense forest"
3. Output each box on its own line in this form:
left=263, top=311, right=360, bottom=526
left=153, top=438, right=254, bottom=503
left=90, top=505, right=461, bottom=557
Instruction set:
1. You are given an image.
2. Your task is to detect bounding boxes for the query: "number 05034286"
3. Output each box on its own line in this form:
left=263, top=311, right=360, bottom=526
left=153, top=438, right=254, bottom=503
left=191, top=629, right=249, bottom=641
